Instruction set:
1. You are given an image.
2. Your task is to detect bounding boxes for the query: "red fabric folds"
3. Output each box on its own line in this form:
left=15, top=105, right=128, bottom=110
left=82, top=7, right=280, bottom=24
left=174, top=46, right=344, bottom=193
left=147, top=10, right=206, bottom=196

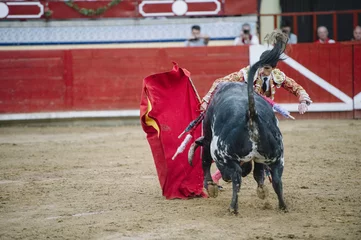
left=140, top=62, right=206, bottom=199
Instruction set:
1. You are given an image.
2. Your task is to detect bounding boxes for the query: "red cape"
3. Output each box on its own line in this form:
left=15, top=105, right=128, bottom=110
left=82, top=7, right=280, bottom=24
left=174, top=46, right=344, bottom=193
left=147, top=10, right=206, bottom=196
left=140, top=62, right=206, bottom=199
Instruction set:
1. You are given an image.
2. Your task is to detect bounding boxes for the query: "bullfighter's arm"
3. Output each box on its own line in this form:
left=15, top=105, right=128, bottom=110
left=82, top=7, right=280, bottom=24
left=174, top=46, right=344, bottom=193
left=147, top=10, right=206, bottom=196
left=201, top=71, right=245, bottom=110
left=281, top=76, right=312, bottom=114
left=281, top=76, right=312, bottom=104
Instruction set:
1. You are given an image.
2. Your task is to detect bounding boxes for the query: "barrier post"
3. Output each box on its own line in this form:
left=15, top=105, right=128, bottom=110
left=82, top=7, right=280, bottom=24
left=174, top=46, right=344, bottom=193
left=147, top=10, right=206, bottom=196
left=332, top=13, right=338, bottom=41
left=63, top=50, right=74, bottom=110
left=274, top=15, right=278, bottom=29
left=293, top=15, right=298, bottom=36
left=313, top=14, right=317, bottom=42
left=353, top=12, right=359, bottom=28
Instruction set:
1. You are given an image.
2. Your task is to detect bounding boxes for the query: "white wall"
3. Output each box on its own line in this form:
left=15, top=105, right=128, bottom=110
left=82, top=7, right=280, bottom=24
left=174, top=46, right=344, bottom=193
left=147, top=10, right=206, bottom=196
left=259, top=0, right=281, bottom=43
left=0, top=16, right=257, bottom=45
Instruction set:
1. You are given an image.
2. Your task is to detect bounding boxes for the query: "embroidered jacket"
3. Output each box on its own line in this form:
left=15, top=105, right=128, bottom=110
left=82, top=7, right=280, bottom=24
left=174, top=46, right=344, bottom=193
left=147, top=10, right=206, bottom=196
left=202, top=66, right=311, bottom=106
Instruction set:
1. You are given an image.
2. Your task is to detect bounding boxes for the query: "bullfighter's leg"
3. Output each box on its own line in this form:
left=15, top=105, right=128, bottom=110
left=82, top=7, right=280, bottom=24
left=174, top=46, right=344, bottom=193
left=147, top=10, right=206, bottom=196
left=270, top=159, right=287, bottom=211
left=211, top=169, right=225, bottom=191
left=202, top=145, right=218, bottom=198
left=211, top=169, right=222, bottom=184
left=253, top=162, right=269, bottom=200
left=211, top=161, right=252, bottom=191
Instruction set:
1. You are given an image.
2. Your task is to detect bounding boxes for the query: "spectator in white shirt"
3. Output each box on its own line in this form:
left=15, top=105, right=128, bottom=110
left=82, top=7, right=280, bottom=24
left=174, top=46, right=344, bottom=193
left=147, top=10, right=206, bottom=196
left=185, top=25, right=210, bottom=47
left=281, top=21, right=298, bottom=44
left=234, top=23, right=259, bottom=45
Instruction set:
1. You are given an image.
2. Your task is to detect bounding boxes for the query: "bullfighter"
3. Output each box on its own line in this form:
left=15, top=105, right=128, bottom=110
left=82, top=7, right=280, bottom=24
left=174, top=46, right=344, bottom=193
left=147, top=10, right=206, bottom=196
left=201, top=50, right=313, bottom=185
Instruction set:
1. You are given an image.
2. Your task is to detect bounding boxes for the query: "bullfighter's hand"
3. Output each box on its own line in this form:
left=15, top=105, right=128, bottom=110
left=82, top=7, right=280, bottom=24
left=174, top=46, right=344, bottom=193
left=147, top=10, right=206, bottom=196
left=298, top=102, right=308, bottom=114
left=299, top=95, right=313, bottom=106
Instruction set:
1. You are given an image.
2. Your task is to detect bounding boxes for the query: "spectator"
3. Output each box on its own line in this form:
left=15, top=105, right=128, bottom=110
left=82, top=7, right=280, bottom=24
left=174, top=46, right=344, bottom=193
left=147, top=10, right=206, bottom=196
left=315, top=26, right=335, bottom=44
left=185, top=25, right=209, bottom=47
left=234, top=23, right=259, bottom=45
left=281, top=21, right=298, bottom=44
left=352, top=25, right=361, bottom=41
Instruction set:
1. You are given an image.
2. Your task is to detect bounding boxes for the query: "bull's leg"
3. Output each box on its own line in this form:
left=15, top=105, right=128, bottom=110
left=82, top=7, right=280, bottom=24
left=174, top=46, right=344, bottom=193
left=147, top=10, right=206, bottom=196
left=253, top=162, right=269, bottom=200
left=202, top=145, right=218, bottom=198
left=229, top=162, right=242, bottom=214
left=270, top=160, right=287, bottom=211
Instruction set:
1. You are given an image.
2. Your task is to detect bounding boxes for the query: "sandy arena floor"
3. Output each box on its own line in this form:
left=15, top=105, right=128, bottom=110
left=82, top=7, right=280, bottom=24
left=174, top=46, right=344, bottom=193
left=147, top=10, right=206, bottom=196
left=0, top=120, right=360, bottom=240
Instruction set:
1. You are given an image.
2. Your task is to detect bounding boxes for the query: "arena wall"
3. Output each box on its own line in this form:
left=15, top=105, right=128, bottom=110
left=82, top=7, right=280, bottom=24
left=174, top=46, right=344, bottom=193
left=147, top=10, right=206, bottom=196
left=0, top=16, right=256, bottom=46
left=0, top=43, right=360, bottom=120
left=0, top=0, right=257, bottom=20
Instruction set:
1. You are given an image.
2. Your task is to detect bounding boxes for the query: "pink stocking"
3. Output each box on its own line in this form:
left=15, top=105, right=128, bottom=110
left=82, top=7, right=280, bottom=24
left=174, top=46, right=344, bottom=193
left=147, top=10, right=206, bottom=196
left=212, top=169, right=222, bottom=184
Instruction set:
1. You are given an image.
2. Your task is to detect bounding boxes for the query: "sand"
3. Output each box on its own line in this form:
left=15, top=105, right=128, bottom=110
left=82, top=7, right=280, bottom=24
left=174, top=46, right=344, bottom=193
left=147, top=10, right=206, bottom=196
left=0, top=120, right=360, bottom=240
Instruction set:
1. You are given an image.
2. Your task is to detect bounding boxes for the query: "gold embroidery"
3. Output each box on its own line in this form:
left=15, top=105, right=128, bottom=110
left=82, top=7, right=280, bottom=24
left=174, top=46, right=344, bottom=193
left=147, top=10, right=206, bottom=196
left=272, top=68, right=285, bottom=85
left=202, top=66, right=311, bottom=106
left=239, top=66, right=250, bottom=81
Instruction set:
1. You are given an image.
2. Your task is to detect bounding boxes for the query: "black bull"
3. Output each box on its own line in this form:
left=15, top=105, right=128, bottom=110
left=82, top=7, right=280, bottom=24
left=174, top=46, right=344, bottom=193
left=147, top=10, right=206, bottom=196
left=192, top=82, right=286, bottom=213
left=188, top=36, right=288, bottom=214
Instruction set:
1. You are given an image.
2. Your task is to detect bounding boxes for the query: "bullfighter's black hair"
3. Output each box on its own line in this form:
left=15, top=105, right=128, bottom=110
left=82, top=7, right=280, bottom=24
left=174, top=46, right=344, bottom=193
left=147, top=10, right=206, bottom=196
left=247, top=30, right=289, bottom=127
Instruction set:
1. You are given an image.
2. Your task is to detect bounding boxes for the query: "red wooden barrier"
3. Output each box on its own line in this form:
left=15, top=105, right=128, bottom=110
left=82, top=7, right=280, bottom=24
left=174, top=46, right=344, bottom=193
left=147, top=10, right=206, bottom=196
left=0, top=50, right=66, bottom=113
left=0, top=46, right=249, bottom=113
left=276, top=44, right=354, bottom=119
left=278, top=44, right=353, bottom=104
left=0, top=44, right=360, bottom=119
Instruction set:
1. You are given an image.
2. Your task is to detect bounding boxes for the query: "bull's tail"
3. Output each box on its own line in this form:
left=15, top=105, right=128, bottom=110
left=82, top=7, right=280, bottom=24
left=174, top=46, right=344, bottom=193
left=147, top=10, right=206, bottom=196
left=247, top=30, right=288, bottom=126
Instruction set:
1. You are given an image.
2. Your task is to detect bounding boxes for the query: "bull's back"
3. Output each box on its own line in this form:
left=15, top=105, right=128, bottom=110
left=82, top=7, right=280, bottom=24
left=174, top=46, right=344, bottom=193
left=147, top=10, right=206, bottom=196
left=204, top=82, right=283, bottom=163
left=205, top=83, right=249, bottom=137
left=204, top=83, right=253, bottom=160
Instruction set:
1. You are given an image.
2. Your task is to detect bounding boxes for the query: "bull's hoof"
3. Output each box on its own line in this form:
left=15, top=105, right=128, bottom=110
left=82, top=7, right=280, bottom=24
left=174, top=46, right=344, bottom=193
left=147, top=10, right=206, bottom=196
left=257, top=185, right=269, bottom=200
left=207, top=183, right=219, bottom=198
left=279, top=205, right=288, bottom=213
left=228, top=207, right=238, bottom=215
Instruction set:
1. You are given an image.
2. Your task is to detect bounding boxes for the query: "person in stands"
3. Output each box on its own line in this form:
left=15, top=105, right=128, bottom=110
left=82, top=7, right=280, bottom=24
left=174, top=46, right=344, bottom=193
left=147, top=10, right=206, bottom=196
left=281, top=20, right=298, bottom=44
left=315, top=26, right=335, bottom=44
left=234, top=23, right=259, bottom=45
left=185, top=25, right=210, bottom=47
left=351, top=25, right=361, bottom=41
